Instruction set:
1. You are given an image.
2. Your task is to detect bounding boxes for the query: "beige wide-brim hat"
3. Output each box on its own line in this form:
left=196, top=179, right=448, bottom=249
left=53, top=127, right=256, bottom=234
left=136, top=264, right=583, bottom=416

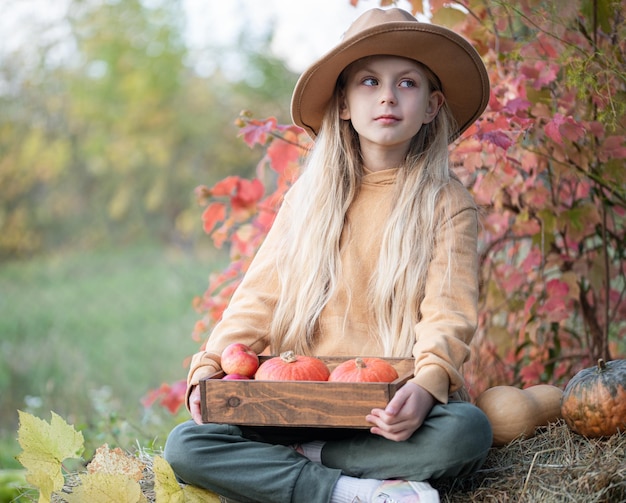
left=291, top=8, right=490, bottom=141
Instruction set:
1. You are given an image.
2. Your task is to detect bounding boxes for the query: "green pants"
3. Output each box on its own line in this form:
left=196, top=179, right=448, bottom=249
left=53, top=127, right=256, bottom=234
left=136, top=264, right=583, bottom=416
left=164, top=401, right=491, bottom=503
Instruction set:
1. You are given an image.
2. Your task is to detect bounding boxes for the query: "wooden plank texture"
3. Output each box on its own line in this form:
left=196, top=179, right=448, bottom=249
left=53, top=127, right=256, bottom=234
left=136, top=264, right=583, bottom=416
left=200, top=357, right=414, bottom=428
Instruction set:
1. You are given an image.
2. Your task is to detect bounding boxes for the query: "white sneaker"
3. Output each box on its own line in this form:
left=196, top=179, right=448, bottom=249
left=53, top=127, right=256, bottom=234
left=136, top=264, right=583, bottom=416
left=371, top=480, right=440, bottom=503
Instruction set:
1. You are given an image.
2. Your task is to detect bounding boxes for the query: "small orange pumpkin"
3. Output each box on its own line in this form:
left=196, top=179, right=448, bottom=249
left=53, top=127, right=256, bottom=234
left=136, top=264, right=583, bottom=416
left=328, top=357, right=399, bottom=383
left=254, top=351, right=330, bottom=381
left=475, top=384, right=563, bottom=446
left=561, top=358, right=626, bottom=438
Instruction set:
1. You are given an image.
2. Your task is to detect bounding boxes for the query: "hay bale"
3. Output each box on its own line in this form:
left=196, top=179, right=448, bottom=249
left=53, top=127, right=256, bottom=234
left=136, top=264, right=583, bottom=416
left=435, top=420, right=626, bottom=502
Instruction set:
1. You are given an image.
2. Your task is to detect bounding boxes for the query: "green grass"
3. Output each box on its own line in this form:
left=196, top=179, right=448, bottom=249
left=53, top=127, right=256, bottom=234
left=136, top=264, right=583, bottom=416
left=0, top=244, right=225, bottom=469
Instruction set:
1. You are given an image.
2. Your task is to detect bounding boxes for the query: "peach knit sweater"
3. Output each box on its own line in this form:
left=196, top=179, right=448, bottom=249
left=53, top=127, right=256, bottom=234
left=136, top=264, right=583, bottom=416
left=187, top=168, right=479, bottom=406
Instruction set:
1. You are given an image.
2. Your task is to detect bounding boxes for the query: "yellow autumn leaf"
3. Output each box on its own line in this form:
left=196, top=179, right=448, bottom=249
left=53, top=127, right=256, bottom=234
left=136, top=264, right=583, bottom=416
left=153, top=455, right=184, bottom=503
left=152, top=455, right=220, bottom=503
left=88, top=444, right=145, bottom=481
left=183, top=484, right=222, bottom=503
left=16, top=410, right=84, bottom=503
left=65, top=473, right=146, bottom=503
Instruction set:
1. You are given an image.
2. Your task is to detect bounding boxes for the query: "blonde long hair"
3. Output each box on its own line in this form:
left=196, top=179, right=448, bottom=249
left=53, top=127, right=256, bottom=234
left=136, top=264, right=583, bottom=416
left=269, top=61, right=460, bottom=357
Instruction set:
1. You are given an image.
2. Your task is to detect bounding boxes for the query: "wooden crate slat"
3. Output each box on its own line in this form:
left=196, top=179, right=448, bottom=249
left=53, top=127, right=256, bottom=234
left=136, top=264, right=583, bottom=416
left=200, top=357, right=414, bottom=428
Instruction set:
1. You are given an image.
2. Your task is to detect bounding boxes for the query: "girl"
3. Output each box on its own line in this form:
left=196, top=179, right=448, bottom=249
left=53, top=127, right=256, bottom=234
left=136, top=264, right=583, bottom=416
left=165, top=8, right=492, bottom=503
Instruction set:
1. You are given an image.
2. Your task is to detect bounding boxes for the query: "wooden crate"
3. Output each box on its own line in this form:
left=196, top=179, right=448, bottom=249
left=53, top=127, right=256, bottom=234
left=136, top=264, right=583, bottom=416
left=200, top=357, right=414, bottom=428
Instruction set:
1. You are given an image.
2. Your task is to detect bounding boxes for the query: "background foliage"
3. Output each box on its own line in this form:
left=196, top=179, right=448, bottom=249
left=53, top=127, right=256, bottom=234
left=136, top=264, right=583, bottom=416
left=1, top=0, right=298, bottom=474
left=0, top=0, right=297, bottom=258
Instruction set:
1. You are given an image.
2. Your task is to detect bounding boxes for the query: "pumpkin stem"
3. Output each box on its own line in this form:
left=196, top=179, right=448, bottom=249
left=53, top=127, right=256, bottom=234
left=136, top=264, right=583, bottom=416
left=597, top=358, right=607, bottom=371
left=280, top=351, right=298, bottom=364
left=355, top=358, right=366, bottom=369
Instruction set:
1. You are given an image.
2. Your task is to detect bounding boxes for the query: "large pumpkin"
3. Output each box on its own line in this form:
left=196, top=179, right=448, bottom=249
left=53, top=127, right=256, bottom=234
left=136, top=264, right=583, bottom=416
left=254, top=351, right=330, bottom=381
left=561, top=358, right=626, bottom=438
left=328, top=357, right=399, bottom=383
left=475, top=384, right=563, bottom=447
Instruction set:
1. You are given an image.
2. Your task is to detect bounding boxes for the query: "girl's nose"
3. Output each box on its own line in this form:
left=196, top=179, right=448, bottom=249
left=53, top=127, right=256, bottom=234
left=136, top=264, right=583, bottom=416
left=380, top=85, right=396, bottom=105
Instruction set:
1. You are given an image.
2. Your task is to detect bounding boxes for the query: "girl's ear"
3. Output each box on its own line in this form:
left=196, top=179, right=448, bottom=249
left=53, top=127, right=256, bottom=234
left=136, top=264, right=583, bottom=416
left=339, top=93, right=351, bottom=120
left=424, top=91, right=445, bottom=124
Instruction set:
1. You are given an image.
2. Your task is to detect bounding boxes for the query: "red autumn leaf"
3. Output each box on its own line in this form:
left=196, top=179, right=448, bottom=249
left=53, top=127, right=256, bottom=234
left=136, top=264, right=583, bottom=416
left=141, top=384, right=167, bottom=408
left=472, top=172, right=502, bottom=206
left=538, top=279, right=571, bottom=322
left=598, top=135, right=626, bottom=161
left=546, top=278, right=569, bottom=298
left=256, top=203, right=278, bottom=234
left=207, top=266, right=240, bottom=296
left=231, top=178, right=264, bottom=210
left=191, top=320, right=208, bottom=341
left=523, top=294, right=537, bottom=321
left=142, top=380, right=186, bottom=414
left=482, top=212, right=510, bottom=239
left=501, top=267, right=527, bottom=294
left=521, top=246, right=542, bottom=273
left=545, top=114, right=565, bottom=144
left=523, top=181, right=550, bottom=208
left=531, top=32, right=560, bottom=58
left=210, top=176, right=240, bottom=197
left=521, top=60, right=559, bottom=89
left=161, top=380, right=187, bottom=414
left=574, top=180, right=592, bottom=200
left=545, top=113, right=585, bottom=145
left=267, top=133, right=301, bottom=175
left=453, top=137, right=483, bottom=155
left=238, top=117, right=278, bottom=147
left=211, top=224, right=229, bottom=249
left=479, top=130, right=513, bottom=150
left=560, top=118, right=586, bottom=143
left=231, top=224, right=256, bottom=257
left=519, top=360, right=545, bottom=386
left=201, top=202, right=226, bottom=234
left=519, top=151, right=538, bottom=173
left=512, top=211, right=541, bottom=236
left=503, top=97, right=531, bottom=116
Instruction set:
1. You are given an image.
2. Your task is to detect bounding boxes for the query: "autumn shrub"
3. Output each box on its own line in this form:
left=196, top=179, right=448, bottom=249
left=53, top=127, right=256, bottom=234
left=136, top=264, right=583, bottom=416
left=452, top=0, right=626, bottom=393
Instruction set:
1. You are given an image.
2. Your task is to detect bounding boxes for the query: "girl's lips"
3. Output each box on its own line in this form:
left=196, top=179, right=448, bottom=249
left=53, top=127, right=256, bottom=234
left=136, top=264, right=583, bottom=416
left=375, top=115, right=401, bottom=124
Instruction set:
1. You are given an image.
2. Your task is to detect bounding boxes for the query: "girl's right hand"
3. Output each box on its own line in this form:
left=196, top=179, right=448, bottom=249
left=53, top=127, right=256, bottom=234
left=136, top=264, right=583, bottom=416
left=189, top=385, right=203, bottom=424
left=366, top=381, right=435, bottom=441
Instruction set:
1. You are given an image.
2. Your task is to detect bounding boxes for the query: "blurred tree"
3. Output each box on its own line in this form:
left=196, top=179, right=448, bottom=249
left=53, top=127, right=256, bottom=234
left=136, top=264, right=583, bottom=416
left=0, top=0, right=298, bottom=258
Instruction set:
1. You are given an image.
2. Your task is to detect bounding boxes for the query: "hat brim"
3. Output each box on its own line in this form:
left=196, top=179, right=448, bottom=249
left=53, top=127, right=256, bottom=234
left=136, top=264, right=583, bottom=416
left=291, top=22, right=490, bottom=141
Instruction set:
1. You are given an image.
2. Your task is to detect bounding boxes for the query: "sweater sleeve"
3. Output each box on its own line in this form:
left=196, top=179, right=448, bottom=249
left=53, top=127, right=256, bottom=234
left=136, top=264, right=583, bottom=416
left=185, top=195, right=293, bottom=405
left=409, top=183, right=479, bottom=404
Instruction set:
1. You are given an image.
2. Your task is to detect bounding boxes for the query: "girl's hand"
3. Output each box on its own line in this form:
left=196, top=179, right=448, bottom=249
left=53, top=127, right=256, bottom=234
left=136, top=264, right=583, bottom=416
left=366, top=381, right=436, bottom=441
left=189, top=385, right=203, bottom=424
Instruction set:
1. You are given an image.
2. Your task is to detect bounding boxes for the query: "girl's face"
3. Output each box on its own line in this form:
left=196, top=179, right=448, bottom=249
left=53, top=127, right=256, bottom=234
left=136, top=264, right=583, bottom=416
left=340, top=56, right=444, bottom=168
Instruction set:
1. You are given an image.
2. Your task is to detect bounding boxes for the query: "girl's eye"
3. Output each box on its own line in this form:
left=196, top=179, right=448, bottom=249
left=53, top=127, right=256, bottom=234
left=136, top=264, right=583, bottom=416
left=362, top=77, right=378, bottom=86
left=399, top=79, right=416, bottom=88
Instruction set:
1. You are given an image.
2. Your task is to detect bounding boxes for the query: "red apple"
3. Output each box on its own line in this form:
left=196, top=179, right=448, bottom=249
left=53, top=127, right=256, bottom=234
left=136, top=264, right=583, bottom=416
left=221, top=343, right=259, bottom=377
left=222, top=373, right=250, bottom=380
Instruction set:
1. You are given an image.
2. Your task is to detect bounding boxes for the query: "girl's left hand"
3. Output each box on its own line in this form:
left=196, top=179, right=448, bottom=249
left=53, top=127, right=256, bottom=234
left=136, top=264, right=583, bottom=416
left=366, top=381, right=436, bottom=441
